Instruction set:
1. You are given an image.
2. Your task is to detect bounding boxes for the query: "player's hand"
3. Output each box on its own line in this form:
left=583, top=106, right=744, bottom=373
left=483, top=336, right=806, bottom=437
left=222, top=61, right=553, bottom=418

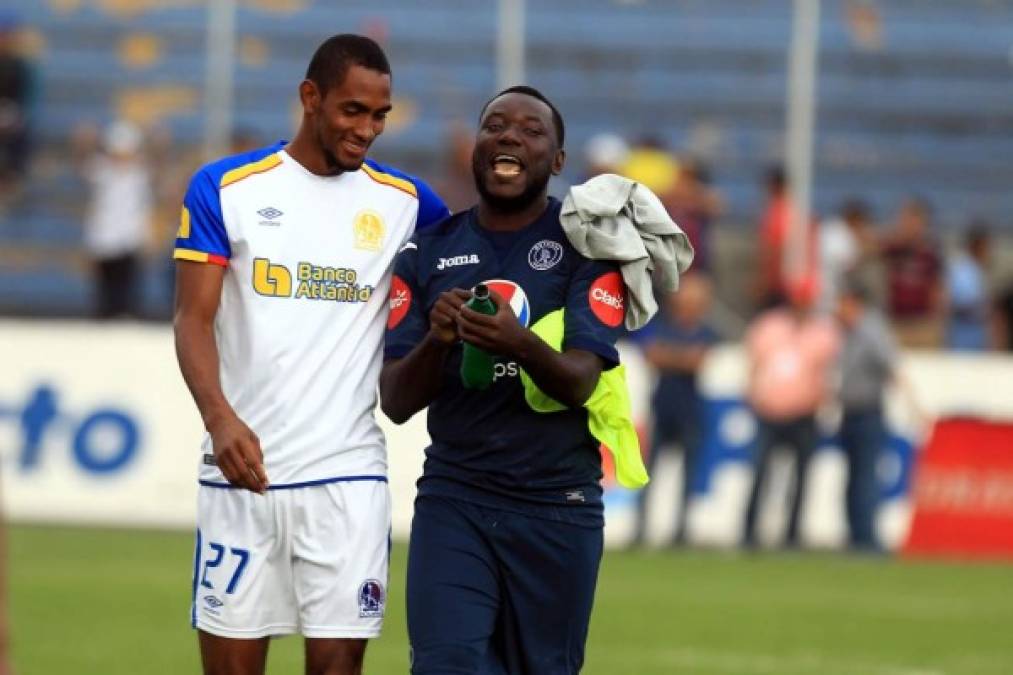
left=428, top=288, right=471, bottom=344
left=208, top=414, right=269, bottom=494
left=457, top=290, right=528, bottom=357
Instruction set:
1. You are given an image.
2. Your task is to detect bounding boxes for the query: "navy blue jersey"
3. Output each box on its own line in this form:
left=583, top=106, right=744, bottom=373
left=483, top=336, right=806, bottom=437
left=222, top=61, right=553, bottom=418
left=385, top=199, right=625, bottom=526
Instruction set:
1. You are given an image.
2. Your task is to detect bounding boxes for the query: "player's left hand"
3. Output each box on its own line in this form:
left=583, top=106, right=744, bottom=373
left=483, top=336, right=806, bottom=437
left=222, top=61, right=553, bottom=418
left=457, top=289, right=529, bottom=358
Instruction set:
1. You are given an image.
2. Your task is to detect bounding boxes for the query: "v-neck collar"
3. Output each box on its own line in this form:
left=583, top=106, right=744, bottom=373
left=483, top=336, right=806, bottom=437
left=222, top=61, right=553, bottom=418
left=467, top=199, right=558, bottom=264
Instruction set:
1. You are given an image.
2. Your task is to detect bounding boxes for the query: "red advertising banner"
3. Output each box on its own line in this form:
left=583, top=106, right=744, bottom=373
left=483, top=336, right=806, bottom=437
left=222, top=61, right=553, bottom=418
left=903, top=417, right=1013, bottom=561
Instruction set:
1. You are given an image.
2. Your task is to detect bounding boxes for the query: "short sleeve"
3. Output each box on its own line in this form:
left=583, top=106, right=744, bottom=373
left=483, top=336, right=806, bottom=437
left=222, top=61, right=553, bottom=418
left=413, top=178, right=451, bottom=231
left=384, top=238, right=429, bottom=360
left=563, top=258, right=624, bottom=368
left=173, top=169, right=230, bottom=266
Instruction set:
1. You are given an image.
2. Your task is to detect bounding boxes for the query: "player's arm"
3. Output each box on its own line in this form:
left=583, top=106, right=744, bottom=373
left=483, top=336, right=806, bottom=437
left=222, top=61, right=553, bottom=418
left=174, top=262, right=268, bottom=493
left=173, top=168, right=267, bottom=492
left=457, top=292, right=603, bottom=408
left=380, top=288, right=471, bottom=424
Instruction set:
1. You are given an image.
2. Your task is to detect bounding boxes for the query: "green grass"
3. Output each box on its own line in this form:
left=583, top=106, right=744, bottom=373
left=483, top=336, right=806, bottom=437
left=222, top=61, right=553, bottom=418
left=8, top=525, right=1013, bottom=674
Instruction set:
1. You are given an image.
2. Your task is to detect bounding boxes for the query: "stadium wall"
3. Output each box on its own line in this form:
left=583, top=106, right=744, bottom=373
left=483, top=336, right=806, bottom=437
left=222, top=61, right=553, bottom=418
left=2, top=320, right=1012, bottom=554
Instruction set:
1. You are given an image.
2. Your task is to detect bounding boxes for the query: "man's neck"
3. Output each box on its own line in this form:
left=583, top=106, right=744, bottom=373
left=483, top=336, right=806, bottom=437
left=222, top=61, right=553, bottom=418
left=285, top=124, right=345, bottom=177
left=477, top=194, right=549, bottom=232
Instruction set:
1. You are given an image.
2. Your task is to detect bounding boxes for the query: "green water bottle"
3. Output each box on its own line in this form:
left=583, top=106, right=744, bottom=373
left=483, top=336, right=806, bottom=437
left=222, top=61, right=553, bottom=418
left=460, top=284, right=497, bottom=389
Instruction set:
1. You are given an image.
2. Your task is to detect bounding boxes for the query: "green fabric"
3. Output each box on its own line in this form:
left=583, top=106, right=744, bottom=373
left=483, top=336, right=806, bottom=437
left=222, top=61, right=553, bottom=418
left=520, top=310, right=649, bottom=489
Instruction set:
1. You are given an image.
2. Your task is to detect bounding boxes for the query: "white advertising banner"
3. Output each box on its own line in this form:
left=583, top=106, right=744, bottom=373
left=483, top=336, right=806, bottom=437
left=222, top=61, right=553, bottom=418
left=0, top=320, right=429, bottom=535
left=3, top=321, right=1013, bottom=550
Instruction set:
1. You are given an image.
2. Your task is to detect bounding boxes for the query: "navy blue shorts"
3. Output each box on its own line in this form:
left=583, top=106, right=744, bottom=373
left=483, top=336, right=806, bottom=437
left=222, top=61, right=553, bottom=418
left=407, top=495, right=604, bottom=675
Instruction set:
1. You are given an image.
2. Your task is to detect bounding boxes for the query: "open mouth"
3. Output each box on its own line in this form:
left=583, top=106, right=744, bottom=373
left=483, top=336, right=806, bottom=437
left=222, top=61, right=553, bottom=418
left=491, top=154, right=524, bottom=178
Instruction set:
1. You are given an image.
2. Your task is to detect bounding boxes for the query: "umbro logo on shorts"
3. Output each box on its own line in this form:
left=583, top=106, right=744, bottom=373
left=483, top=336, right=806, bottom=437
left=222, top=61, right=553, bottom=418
left=203, top=595, right=224, bottom=614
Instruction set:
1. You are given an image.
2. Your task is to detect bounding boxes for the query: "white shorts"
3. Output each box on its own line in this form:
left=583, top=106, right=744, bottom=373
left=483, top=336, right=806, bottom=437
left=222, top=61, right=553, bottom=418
left=191, top=479, right=391, bottom=639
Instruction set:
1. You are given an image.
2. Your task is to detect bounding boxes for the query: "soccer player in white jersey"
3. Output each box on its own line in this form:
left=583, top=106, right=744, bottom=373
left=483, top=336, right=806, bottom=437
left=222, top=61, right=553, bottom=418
left=173, top=34, right=448, bottom=675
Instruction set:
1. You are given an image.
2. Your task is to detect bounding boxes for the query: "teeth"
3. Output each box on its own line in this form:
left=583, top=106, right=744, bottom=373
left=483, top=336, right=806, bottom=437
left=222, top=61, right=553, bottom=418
left=493, top=161, right=522, bottom=178
left=494, top=155, right=521, bottom=165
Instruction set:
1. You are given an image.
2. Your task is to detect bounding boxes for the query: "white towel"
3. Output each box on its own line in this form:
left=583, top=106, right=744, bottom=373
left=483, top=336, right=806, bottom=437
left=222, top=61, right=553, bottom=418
left=560, top=174, right=695, bottom=330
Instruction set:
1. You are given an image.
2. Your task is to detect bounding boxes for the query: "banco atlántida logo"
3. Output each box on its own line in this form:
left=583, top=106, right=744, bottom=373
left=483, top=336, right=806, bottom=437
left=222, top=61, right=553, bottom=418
left=252, top=258, right=373, bottom=303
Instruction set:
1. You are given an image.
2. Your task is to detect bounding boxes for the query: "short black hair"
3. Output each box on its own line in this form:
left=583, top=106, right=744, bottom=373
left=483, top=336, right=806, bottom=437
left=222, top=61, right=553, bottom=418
left=841, top=197, right=870, bottom=222
left=965, top=219, right=990, bottom=249
left=765, top=164, right=786, bottom=191
left=903, top=194, right=933, bottom=218
left=305, top=34, right=390, bottom=94
left=479, top=85, right=565, bottom=149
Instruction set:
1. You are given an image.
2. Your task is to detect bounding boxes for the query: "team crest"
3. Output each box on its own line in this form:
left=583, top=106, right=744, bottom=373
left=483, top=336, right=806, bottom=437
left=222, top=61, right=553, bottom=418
left=353, top=210, right=385, bottom=252
left=358, top=579, right=386, bottom=618
left=528, top=240, right=564, bottom=271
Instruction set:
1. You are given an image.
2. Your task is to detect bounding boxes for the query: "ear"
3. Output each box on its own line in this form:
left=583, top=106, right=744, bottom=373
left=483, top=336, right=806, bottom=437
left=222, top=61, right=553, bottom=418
left=299, top=79, right=322, bottom=115
left=551, top=148, right=566, bottom=176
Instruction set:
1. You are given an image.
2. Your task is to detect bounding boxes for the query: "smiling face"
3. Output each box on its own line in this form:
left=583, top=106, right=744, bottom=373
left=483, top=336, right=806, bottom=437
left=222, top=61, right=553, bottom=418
left=471, top=92, right=565, bottom=212
left=300, top=64, right=392, bottom=173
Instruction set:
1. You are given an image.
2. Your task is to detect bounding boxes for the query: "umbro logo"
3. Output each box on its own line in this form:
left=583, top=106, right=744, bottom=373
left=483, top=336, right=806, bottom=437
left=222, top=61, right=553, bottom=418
left=257, top=207, right=283, bottom=225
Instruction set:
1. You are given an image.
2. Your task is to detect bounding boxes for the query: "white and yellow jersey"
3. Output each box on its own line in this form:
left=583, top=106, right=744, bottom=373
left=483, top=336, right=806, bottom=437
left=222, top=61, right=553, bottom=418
left=174, top=142, right=449, bottom=487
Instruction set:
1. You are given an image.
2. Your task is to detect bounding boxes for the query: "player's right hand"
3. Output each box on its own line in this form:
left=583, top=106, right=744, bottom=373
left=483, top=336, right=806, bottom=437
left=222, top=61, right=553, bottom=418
left=208, top=414, right=269, bottom=494
left=428, top=288, right=472, bottom=344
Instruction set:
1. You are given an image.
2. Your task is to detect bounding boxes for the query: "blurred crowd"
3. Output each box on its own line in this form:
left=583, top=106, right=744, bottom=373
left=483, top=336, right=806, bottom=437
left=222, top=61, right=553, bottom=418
left=553, top=131, right=1012, bottom=554
left=1, top=5, right=1011, bottom=556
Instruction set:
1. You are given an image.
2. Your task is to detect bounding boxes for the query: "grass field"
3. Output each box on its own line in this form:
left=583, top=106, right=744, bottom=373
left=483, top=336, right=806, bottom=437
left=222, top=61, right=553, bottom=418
left=8, top=525, right=1013, bottom=674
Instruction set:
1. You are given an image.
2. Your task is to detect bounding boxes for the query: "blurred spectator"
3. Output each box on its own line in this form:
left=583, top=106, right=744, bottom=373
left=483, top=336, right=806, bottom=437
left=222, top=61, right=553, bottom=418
left=945, top=222, right=993, bottom=351
left=662, top=158, right=722, bottom=273
left=432, top=121, right=479, bottom=214
left=742, top=280, right=840, bottom=549
left=79, top=120, right=153, bottom=319
left=836, top=278, right=897, bottom=552
left=582, top=132, right=629, bottom=180
left=844, top=0, right=884, bottom=51
left=620, top=135, right=678, bottom=196
left=0, top=12, right=33, bottom=196
left=632, top=274, right=720, bottom=547
left=997, top=281, right=1013, bottom=352
left=755, top=165, right=820, bottom=311
left=818, top=198, right=880, bottom=313
left=881, top=197, right=943, bottom=348
left=229, top=127, right=263, bottom=155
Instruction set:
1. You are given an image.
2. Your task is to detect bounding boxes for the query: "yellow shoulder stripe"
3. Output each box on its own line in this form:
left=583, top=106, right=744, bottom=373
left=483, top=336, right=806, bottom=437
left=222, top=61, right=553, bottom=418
left=220, top=153, right=282, bottom=189
left=361, top=163, right=418, bottom=198
left=177, top=205, right=191, bottom=239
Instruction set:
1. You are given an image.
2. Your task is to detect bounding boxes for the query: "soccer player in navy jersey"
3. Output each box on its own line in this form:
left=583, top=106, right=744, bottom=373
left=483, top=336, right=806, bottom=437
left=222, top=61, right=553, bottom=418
left=380, top=87, right=625, bottom=675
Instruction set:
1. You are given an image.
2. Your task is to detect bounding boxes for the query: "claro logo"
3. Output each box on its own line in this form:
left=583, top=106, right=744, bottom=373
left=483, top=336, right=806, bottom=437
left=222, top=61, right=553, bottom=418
left=588, top=272, right=625, bottom=327
left=1, top=384, right=141, bottom=475
left=591, top=287, right=623, bottom=310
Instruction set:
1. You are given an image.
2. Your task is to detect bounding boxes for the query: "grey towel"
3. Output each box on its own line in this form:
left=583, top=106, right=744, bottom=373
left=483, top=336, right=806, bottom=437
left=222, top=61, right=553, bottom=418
left=560, top=174, right=695, bottom=330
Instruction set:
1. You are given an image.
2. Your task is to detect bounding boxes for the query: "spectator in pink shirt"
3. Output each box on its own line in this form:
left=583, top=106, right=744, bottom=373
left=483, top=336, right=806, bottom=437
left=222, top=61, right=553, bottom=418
left=741, top=279, right=841, bottom=548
